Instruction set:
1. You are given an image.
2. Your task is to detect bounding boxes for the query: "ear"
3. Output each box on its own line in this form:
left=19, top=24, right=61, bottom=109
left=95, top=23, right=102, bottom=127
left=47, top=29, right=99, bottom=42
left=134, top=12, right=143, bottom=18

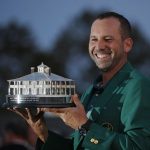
left=124, top=38, right=133, bottom=53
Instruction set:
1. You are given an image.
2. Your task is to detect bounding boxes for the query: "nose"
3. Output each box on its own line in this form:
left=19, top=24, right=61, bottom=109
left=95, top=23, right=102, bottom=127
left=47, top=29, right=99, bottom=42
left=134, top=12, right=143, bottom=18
left=95, top=40, right=106, bottom=50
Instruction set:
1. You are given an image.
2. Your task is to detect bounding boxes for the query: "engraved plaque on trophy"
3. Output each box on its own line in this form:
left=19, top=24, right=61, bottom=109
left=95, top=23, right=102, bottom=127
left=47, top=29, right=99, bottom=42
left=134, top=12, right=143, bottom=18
left=4, top=63, right=76, bottom=108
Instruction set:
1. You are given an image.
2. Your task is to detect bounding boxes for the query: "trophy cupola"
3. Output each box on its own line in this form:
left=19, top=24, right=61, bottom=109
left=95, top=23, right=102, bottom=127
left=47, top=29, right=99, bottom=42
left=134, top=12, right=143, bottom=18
left=37, top=62, right=51, bottom=75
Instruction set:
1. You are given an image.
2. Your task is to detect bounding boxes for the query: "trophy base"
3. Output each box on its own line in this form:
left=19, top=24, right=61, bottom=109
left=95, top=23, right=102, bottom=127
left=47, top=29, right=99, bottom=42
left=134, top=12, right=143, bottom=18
left=4, top=95, right=75, bottom=108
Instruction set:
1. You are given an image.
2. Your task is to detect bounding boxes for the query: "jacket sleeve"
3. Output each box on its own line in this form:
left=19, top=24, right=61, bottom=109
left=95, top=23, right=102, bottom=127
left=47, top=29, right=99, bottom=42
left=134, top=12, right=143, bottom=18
left=81, top=78, right=150, bottom=150
left=36, top=130, right=73, bottom=150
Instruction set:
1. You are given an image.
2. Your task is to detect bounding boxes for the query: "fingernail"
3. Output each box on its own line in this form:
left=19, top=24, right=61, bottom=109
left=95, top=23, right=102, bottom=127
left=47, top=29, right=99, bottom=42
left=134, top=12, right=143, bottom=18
left=74, top=94, right=78, bottom=97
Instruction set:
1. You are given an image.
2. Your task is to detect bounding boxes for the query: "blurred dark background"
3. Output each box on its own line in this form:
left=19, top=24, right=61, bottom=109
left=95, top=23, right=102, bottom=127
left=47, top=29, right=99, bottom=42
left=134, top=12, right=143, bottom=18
left=0, top=2, right=150, bottom=148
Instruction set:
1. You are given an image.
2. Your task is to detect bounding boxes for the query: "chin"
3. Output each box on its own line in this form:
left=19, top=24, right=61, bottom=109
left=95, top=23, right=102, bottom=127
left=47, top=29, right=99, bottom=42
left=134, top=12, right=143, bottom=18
left=97, top=63, right=112, bottom=72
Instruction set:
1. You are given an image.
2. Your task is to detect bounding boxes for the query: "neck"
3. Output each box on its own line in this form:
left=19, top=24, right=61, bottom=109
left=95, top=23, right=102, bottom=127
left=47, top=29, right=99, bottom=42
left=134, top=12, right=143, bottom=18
left=102, top=59, right=127, bottom=85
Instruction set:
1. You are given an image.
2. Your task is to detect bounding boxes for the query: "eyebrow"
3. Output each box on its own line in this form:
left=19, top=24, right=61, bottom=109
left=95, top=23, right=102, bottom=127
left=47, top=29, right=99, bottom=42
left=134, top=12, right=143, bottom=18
left=104, top=35, right=114, bottom=39
left=90, top=35, right=97, bottom=38
left=90, top=35, right=114, bottom=39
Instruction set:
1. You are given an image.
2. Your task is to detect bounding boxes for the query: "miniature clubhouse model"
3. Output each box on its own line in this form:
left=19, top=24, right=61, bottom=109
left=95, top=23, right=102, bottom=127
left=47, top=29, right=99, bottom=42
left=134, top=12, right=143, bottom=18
left=5, top=63, right=76, bottom=108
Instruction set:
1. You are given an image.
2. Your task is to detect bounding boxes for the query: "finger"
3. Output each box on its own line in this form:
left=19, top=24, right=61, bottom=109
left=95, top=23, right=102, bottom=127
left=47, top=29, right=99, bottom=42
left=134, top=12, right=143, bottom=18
left=54, top=112, right=63, bottom=117
left=40, top=108, right=51, bottom=112
left=54, top=112, right=66, bottom=122
left=36, top=111, right=44, bottom=119
left=37, top=108, right=41, bottom=114
left=40, top=108, right=65, bottom=113
left=71, top=94, right=81, bottom=107
left=25, top=108, right=32, bottom=120
left=14, top=108, right=29, bottom=120
left=7, top=108, right=15, bottom=112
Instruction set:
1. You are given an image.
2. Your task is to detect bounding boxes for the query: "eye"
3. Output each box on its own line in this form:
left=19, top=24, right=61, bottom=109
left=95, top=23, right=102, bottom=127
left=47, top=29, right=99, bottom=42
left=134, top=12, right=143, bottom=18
left=90, top=37, right=97, bottom=42
left=105, top=37, right=113, bottom=42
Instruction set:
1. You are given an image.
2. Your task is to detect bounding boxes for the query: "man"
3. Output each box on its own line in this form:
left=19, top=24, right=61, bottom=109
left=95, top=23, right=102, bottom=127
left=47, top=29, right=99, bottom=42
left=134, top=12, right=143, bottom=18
left=11, top=12, right=150, bottom=149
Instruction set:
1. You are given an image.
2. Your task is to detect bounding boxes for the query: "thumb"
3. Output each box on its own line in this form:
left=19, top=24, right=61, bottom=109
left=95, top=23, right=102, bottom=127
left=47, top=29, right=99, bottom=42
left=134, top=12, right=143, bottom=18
left=71, top=94, right=81, bottom=107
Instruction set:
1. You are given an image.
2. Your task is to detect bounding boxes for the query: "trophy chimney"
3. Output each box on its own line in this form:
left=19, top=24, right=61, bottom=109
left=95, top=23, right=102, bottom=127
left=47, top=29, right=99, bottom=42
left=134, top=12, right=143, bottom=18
left=31, top=67, right=35, bottom=73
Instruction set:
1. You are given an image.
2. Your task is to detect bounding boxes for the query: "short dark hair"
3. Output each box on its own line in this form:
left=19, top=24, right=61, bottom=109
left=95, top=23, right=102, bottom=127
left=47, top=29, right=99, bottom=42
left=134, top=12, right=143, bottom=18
left=96, top=12, right=132, bottom=39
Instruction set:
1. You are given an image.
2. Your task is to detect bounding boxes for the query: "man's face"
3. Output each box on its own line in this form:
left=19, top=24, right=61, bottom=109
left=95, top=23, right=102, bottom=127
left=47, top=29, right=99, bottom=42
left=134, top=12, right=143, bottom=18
left=89, top=17, right=130, bottom=72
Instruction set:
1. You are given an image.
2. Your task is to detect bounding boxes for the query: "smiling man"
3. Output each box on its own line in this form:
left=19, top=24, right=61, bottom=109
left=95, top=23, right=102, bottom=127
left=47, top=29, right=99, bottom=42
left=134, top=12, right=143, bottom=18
left=89, top=14, right=133, bottom=84
left=12, top=12, right=150, bottom=150
left=89, top=18, right=130, bottom=70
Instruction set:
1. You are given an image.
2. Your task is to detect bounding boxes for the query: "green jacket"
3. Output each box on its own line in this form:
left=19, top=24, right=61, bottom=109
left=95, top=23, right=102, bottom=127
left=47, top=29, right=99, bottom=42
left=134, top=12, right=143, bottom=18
left=40, top=63, right=150, bottom=150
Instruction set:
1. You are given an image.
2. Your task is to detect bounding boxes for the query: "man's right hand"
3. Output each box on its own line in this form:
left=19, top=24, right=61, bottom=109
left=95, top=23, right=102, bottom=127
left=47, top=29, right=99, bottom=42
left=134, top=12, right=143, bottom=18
left=8, top=108, right=48, bottom=143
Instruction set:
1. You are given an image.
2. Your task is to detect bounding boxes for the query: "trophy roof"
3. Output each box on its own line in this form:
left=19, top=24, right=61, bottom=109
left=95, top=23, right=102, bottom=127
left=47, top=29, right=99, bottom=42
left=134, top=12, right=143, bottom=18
left=37, top=62, right=48, bottom=68
left=8, top=72, right=73, bottom=82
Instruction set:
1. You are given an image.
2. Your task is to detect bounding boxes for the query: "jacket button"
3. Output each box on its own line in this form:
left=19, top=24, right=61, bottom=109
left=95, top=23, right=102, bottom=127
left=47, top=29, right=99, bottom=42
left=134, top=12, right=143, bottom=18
left=90, top=138, right=99, bottom=144
left=94, top=139, right=99, bottom=144
left=90, top=138, right=95, bottom=143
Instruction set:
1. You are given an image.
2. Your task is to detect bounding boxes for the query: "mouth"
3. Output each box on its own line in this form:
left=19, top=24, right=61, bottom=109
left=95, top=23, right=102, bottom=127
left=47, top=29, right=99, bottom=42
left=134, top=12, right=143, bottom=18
left=94, top=51, right=112, bottom=61
left=96, top=53, right=110, bottom=59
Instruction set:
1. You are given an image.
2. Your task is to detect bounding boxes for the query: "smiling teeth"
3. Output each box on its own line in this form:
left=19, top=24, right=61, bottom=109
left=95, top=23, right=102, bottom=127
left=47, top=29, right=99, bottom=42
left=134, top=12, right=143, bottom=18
left=96, top=54, right=109, bottom=59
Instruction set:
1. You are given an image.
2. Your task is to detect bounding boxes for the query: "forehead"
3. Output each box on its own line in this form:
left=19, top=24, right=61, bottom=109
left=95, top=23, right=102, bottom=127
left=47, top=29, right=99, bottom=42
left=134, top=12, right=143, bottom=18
left=91, top=17, right=121, bottom=35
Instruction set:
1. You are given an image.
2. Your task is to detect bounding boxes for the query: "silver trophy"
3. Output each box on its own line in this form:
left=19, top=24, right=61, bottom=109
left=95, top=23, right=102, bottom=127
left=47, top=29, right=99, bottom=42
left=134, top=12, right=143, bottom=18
left=5, top=63, right=76, bottom=108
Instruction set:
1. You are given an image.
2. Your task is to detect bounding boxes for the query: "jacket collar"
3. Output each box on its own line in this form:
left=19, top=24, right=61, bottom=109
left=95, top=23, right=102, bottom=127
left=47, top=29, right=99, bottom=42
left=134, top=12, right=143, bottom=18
left=82, top=62, right=133, bottom=111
